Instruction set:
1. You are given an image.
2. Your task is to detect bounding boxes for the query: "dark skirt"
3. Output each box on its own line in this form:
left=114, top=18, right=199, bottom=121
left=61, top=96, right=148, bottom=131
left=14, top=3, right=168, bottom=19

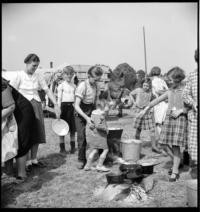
left=30, top=99, right=46, bottom=144
left=11, top=87, right=37, bottom=158
left=159, top=114, right=187, bottom=147
left=132, top=107, right=155, bottom=131
left=60, top=102, right=76, bottom=134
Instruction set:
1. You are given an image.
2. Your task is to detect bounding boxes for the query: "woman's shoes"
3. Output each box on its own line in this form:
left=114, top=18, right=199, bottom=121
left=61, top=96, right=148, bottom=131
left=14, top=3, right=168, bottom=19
left=169, top=173, right=180, bottom=182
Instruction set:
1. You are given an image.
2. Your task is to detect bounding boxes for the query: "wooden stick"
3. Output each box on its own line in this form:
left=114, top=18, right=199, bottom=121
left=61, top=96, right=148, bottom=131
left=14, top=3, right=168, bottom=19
left=143, top=26, right=148, bottom=76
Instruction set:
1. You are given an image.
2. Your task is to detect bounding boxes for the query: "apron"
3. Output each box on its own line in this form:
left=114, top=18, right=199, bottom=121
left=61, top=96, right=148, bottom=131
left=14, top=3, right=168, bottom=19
left=2, top=115, right=18, bottom=163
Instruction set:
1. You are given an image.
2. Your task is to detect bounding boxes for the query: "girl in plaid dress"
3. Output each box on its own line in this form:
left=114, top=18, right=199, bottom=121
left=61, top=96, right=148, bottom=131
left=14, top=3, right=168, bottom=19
left=128, top=78, right=161, bottom=153
left=140, top=67, right=188, bottom=182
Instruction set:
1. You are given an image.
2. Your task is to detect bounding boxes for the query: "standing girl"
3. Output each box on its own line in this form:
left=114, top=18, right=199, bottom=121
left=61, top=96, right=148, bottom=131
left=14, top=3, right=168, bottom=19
left=57, top=66, right=76, bottom=155
left=10, top=53, right=60, bottom=171
left=140, top=67, right=188, bottom=181
left=128, top=78, right=161, bottom=153
left=84, top=91, right=110, bottom=172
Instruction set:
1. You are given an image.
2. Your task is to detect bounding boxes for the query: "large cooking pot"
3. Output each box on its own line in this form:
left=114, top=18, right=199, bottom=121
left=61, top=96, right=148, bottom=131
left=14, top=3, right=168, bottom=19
left=141, top=163, right=154, bottom=175
left=106, top=172, right=125, bottom=184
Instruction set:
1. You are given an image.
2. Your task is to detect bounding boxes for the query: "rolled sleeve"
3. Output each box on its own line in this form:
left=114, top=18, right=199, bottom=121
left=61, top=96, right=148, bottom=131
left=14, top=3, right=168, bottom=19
left=75, top=81, right=86, bottom=100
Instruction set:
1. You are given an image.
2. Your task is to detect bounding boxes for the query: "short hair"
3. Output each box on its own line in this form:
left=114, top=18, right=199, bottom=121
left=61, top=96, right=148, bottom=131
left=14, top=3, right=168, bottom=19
left=136, top=69, right=145, bottom=78
left=24, top=53, right=40, bottom=64
left=88, top=65, right=103, bottom=77
left=63, top=66, right=75, bottom=75
left=142, top=77, right=152, bottom=89
left=195, top=49, right=198, bottom=63
left=149, top=66, right=161, bottom=77
left=168, top=67, right=185, bottom=82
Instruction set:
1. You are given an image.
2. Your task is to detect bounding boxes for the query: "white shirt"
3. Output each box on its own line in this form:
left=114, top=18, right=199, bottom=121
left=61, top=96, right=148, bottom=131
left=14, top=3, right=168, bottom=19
left=152, top=76, right=168, bottom=97
left=75, top=79, right=97, bottom=104
left=57, top=81, right=76, bottom=104
left=10, top=70, right=48, bottom=102
left=151, top=76, right=168, bottom=124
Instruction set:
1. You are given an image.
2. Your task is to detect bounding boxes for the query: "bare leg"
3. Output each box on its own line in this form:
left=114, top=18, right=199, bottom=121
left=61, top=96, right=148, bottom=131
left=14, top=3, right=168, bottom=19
left=151, top=129, right=162, bottom=153
left=84, top=149, right=98, bottom=170
left=4, top=158, right=14, bottom=176
left=170, top=146, right=181, bottom=181
left=96, top=149, right=110, bottom=172
left=30, top=144, right=46, bottom=167
left=160, top=144, right=173, bottom=160
left=31, top=144, right=39, bottom=160
left=16, top=155, right=27, bottom=178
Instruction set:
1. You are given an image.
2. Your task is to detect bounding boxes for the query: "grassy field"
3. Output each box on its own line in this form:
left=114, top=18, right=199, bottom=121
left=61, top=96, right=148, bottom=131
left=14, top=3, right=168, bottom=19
left=1, top=109, right=192, bottom=208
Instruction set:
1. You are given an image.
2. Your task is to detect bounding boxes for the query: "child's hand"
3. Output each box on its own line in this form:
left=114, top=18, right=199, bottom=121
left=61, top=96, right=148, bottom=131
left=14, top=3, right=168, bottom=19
left=87, top=117, right=95, bottom=130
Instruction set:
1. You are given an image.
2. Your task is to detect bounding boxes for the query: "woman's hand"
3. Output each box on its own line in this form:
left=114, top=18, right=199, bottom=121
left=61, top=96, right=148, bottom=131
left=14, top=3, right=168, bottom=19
left=171, top=109, right=183, bottom=118
left=54, top=104, right=61, bottom=119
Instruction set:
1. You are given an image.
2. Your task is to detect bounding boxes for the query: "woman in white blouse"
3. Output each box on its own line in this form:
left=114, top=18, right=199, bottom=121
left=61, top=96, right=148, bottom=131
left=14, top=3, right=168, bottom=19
left=10, top=53, right=61, bottom=171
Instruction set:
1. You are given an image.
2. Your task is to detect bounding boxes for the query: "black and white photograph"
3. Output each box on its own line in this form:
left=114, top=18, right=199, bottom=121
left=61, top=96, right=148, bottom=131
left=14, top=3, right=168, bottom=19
left=1, top=2, right=198, bottom=208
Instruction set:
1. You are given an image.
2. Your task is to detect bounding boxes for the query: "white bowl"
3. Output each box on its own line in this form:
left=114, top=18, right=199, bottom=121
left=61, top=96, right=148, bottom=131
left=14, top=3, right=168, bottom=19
left=52, top=119, right=69, bottom=136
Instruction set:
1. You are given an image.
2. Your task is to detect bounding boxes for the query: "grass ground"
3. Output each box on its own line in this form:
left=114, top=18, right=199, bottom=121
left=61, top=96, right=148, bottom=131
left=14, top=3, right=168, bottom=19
left=1, top=109, right=192, bottom=208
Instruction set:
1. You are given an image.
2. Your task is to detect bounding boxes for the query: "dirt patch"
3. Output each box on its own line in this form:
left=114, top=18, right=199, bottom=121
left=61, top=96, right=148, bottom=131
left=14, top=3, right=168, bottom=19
left=1, top=110, right=192, bottom=208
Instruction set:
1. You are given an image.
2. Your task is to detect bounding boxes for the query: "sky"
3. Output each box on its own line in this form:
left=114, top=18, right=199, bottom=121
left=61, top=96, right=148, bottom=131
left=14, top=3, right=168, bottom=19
left=2, top=3, right=198, bottom=75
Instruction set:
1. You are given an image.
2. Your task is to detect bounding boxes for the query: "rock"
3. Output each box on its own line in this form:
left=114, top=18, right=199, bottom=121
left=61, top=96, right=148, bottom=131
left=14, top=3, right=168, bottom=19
left=101, top=184, right=130, bottom=201
left=141, top=175, right=155, bottom=193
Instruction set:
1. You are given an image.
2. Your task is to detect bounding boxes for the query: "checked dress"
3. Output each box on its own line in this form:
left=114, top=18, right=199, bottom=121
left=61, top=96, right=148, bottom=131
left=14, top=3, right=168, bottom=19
left=159, top=87, right=188, bottom=147
left=182, top=70, right=198, bottom=163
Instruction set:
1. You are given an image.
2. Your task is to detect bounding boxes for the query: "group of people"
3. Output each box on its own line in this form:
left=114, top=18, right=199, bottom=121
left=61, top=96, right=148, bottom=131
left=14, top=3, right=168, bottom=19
left=2, top=49, right=198, bottom=183
left=128, top=50, right=198, bottom=181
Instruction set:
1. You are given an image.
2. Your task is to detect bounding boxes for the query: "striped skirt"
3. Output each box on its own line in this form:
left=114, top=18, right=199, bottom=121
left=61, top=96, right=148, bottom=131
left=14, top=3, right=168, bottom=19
left=159, top=114, right=187, bottom=147
left=132, top=107, right=155, bottom=131
left=30, top=99, right=46, bottom=144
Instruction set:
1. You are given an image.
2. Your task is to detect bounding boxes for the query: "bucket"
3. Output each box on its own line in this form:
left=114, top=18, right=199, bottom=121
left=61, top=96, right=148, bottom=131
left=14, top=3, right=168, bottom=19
left=91, top=109, right=104, bottom=126
left=186, top=179, right=197, bottom=207
left=120, top=139, right=142, bottom=162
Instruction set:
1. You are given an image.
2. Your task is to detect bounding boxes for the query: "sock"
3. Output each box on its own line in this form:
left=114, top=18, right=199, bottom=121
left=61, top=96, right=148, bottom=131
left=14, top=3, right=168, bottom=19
left=31, top=159, right=38, bottom=164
